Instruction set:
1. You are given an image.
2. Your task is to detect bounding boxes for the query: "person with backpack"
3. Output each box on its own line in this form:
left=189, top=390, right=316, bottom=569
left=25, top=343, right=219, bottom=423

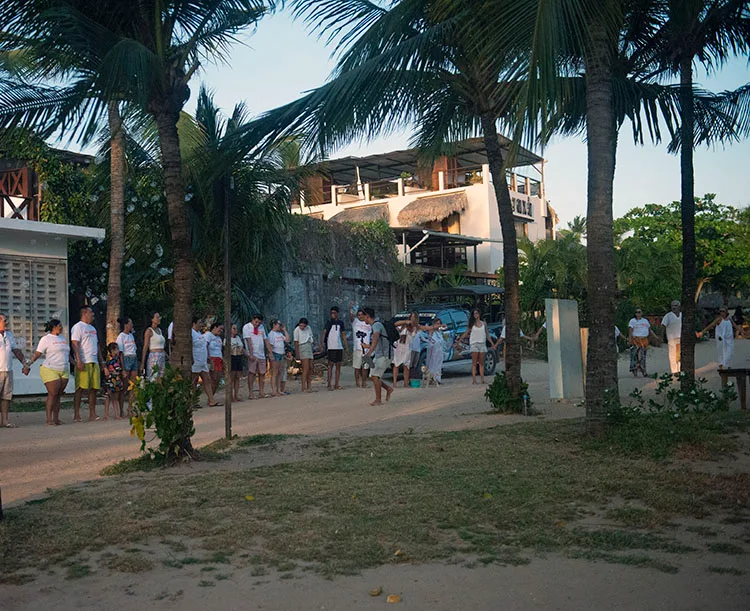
left=362, top=308, right=394, bottom=406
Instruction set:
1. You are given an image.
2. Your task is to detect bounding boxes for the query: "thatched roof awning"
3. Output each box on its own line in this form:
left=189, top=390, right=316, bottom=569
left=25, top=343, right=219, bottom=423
left=397, top=192, right=467, bottom=226
left=330, top=203, right=389, bottom=223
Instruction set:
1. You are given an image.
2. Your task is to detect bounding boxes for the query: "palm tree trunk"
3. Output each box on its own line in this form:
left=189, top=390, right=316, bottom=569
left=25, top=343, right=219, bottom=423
left=222, top=175, right=233, bottom=439
left=679, top=57, right=696, bottom=384
left=480, top=113, right=521, bottom=398
left=154, top=110, right=193, bottom=373
left=583, top=15, right=619, bottom=434
left=106, top=102, right=125, bottom=345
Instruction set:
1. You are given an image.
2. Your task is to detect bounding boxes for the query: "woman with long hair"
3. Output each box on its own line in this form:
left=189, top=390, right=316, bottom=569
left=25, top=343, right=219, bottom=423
left=116, top=316, right=138, bottom=416
left=229, top=324, right=244, bottom=401
left=393, top=311, right=420, bottom=387
left=23, top=319, right=70, bottom=425
left=140, top=311, right=166, bottom=380
left=455, top=308, right=491, bottom=384
left=293, top=317, right=315, bottom=393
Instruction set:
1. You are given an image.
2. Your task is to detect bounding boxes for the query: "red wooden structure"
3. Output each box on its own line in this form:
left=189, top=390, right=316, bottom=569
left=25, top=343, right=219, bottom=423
left=0, top=167, right=39, bottom=220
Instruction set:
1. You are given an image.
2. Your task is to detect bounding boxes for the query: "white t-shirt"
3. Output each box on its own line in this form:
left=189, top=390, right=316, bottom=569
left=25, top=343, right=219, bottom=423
left=325, top=319, right=345, bottom=350
left=661, top=311, right=682, bottom=341
left=36, top=333, right=70, bottom=371
left=204, top=332, right=223, bottom=358
left=0, top=330, right=18, bottom=372
left=500, top=325, right=525, bottom=339
left=71, top=321, right=99, bottom=363
left=268, top=330, right=286, bottom=355
left=243, top=323, right=267, bottom=358
left=116, top=331, right=137, bottom=356
left=351, top=319, right=371, bottom=352
left=628, top=318, right=651, bottom=338
left=716, top=318, right=734, bottom=343
left=469, top=323, right=486, bottom=344
left=294, top=325, right=313, bottom=345
left=167, top=322, right=174, bottom=341
left=191, top=328, right=207, bottom=366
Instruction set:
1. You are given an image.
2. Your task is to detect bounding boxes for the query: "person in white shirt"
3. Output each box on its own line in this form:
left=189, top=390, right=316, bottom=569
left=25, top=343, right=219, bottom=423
left=116, top=317, right=138, bottom=416
left=24, top=318, right=71, bottom=425
left=141, top=312, right=167, bottom=381
left=71, top=305, right=104, bottom=422
left=267, top=320, right=290, bottom=397
left=243, top=314, right=272, bottom=399
left=455, top=309, right=492, bottom=384
left=661, top=300, right=682, bottom=375
left=628, top=307, right=658, bottom=377
left=204, top=323, right=224, bottom=395
left=698, top=306, right=741, bottom=370
left=321, top=306, right=348, bottom=391
left=350, top=308, right=372, bottom=389
left=293, top=317, right=315, bottom=393
left=191, top=318, right=220, bottom=406
left=0, top=312, right=29, bottom=428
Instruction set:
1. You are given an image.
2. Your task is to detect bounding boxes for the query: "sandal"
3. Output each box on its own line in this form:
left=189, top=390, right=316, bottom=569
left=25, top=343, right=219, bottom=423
left=3, top=422, right=17, bottom=428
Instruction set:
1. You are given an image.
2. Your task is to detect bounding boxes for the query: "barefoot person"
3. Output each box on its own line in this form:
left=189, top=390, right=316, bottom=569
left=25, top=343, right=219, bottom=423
left=661, top=300, right=682, bottom=375
left=116, top=317, right=138, bottom=416
left=697, top=306, right=740, bottom=370
left=205, top=323, right=224, bottom=396
left=628, top=307, right=658, bottom=377
left=268, top=320, right=290, bottom=397
left=393, top=311, right=419, bottom=388
left=0, top=313, right=27, bottom=428
left=71, top=306, right=104, bottom=422
left=243, top=314, right=271, bottom=399
left=24, top=318, right=70, bottom=425
left=229, top=324, right=244, bottom=402
left=321, top=306, right=347, bottom=390
left=350, top=307, right=371, bottom=389
left=362, top=308, right=393, bottom=406
left=192, top=318, right=220, bottom=406
left=294, top=317, right=315, bottom=393
left=103, top=342, right=125, bottom=420
left=140, top=312, right=166, bottom=380
left=455, top=309, right=492, bottom=384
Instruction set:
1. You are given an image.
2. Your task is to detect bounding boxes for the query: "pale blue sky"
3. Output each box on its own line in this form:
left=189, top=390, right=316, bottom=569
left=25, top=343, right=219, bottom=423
left=192, top=12, right=749, bottom=227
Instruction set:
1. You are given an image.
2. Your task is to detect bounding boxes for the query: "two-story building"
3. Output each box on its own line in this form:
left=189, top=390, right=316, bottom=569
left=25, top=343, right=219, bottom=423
left=297, top=136, right=558, bottom=278
left=0, top=153, right=104, bottom=394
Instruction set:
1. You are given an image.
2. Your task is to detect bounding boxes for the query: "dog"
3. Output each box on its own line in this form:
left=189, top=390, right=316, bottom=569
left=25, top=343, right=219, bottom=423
left=420, top=365, right=440, bottom=388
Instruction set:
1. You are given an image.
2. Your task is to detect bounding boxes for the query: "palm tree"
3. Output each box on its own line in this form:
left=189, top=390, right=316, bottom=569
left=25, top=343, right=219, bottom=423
left=254, top=0, right=534, bottom=398
left=0, top=0, right=274, bottom=370
left=641, top=0, right=750, bottom=382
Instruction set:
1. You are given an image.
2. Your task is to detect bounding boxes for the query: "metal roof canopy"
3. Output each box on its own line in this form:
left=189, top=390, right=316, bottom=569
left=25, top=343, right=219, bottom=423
left=319, top=136, right=543, bottom=184
left=427, top=285, right=505, bottom=298
left=392, top=226, right=491, bottom=248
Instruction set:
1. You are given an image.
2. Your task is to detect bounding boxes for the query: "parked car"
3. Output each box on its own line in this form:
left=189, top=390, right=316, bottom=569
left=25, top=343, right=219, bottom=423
left=391, top=304, right=500, bottom=377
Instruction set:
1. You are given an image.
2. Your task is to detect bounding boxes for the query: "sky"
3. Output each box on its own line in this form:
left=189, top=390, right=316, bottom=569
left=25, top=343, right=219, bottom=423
left=192, top=11, right=748, bottom=228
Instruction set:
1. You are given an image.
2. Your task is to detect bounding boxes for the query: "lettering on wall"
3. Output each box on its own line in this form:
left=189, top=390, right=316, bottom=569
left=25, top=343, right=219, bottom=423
left=511, top=195, right=534, bottom=219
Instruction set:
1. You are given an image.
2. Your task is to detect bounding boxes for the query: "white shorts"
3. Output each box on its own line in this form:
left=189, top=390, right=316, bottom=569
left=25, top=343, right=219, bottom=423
left=352, top=351, right=370, bottom=369
left=370, top=356, right=391, bottom=379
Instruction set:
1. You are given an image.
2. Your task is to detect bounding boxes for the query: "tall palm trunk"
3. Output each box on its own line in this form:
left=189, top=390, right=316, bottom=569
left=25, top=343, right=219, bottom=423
left=106, top=101, right=125, bottom=344
left=221, top=175, right=233, bottom=439
left=154, top=109, right=193, bottom=373
left=583, top=15, right=619, bottom=434
left=480, top=113, right=521, bottom=397
left=678, top=57, right=696, bottom=384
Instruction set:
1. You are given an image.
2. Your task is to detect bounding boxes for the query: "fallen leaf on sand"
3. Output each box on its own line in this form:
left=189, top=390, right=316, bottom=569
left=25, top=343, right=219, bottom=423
left=386, top=594, right=401, bottom=603
left=369, top=587, right=383, bottom=597
left=394, top=550, right=404, bottom=557
left=245, top=495, right=255, bottom=502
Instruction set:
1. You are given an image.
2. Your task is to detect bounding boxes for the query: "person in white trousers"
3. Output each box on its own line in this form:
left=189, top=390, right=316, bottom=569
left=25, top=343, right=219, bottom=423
left=661, top=300, right=682, bottom=375
left=697, top=306, right=741, bottom=370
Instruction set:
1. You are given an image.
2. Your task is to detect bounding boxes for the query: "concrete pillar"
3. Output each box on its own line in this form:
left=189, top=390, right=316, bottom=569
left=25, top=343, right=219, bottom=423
left=524, top=177, right=530, bottom=195
left=438, top=171, right=445, bottom=191
left=545, top=298, right=584, bottom=399
left=364, top=183, right=371, bottom=201
left=331, top=186, right=338, bottom=205
left=397, top=177, right=405, bottom=197
left=482, top=164, right=490, bottom=185
left=510, top=173, right=517, bottom=191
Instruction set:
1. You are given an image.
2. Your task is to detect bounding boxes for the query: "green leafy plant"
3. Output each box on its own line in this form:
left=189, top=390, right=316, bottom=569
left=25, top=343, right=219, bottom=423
left=130, top=365, right=198, bottom=460
left=485, top=372, right=531, bottom=414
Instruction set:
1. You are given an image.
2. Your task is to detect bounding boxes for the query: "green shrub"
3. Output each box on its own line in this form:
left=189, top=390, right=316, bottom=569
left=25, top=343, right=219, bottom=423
left=485, top=373, right=531, bottom=414
left=130, top=365, right=198, bottom=460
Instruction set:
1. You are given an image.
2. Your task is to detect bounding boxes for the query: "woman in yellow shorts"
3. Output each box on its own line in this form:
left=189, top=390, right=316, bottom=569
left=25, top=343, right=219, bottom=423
left=23, top=319, right=71, bottom=425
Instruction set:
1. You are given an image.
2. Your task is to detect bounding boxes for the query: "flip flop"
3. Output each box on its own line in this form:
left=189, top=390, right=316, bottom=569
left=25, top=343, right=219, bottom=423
left=3, top=422, right=17, bottom=428
left=208, top=402, right=223, bottom=407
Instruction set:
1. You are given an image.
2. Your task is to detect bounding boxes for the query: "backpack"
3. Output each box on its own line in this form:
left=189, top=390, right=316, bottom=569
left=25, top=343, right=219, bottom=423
left=383, top=319, right=401, bottom=345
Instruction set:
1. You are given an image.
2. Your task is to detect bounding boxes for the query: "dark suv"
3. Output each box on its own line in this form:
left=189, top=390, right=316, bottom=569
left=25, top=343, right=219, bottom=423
left=392, top=304, right=499, bottom=376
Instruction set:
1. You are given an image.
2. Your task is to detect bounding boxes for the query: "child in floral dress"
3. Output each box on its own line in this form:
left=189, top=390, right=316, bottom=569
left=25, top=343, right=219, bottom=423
left=104, top=342, right=125, bottom=420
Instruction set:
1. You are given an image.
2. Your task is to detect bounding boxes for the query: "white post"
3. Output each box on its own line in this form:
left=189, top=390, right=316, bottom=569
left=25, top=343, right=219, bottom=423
left=438, top=171, right=445, bottom=191
left=482, top=164, right=490, bottom=185
left=397, top=177, right=405, bottom=197
left=331, top=185, right=338, bottom=206
left=364, top=183, right=371, bottom=201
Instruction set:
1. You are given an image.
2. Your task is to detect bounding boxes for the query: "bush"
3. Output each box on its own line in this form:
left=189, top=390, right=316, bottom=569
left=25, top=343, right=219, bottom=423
left=485, top=373, right=531, bottom=414
left=129, top=365, right=198, bottom=460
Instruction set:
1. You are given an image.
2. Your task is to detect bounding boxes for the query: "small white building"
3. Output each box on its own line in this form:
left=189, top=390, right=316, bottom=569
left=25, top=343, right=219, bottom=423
left=1, top=161, right=104, bottom=394
left=297, top=136, right=558, bottom=276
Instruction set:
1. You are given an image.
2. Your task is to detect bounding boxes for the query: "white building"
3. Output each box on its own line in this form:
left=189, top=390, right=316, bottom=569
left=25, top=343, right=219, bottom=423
left=0, top=160, right=104, bottom=394
left=297, top=136, right=558, bottom=276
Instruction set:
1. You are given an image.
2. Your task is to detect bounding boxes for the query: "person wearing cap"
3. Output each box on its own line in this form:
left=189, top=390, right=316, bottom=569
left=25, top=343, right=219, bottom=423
left=697, top=306, right=740, bottom=370
left=661, top=300, right=682, bottom=375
